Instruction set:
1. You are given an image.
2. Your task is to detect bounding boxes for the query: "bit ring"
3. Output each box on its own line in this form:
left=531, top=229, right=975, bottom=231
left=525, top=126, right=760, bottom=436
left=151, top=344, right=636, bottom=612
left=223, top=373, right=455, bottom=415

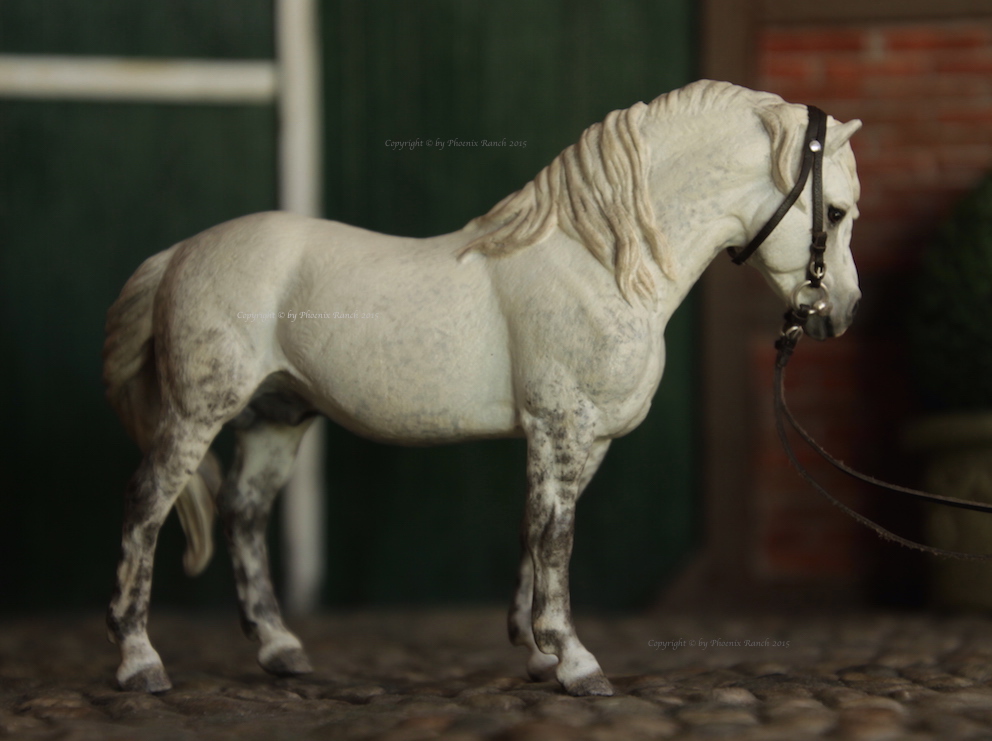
left=791, top=281, right=831, bottom=316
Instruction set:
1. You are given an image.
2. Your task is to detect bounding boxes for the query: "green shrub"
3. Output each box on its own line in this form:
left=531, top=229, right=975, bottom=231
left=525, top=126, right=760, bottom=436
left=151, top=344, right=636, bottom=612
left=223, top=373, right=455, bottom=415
left=908, top=172, right=992, bottom=411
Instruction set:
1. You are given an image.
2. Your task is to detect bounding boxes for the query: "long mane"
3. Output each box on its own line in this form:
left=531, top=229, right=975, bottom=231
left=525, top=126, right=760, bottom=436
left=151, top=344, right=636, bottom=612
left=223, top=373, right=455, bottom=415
left=459, top=80, right=793, bottom=302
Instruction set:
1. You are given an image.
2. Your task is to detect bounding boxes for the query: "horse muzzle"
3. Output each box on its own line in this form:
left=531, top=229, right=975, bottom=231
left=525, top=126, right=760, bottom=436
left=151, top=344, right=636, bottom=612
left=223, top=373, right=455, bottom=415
left=804, top=293, right=860, bottom=340
left=790, top=280, right=860, bottom=340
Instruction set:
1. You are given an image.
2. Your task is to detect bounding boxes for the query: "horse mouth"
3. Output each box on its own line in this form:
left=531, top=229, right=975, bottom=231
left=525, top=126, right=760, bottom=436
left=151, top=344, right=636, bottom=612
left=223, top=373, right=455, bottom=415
left=805, top=315, right=836, bottom=341
left=806, top=297, right=859, bottom=340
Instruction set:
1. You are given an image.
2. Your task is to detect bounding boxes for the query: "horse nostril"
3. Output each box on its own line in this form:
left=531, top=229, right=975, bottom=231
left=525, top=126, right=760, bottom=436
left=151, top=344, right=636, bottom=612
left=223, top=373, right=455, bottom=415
left=850, top=299, right=860, bottom=318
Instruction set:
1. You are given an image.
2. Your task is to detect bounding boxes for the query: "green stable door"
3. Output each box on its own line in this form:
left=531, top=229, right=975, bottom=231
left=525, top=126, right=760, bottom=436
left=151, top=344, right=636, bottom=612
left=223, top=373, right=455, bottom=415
left=0, top=0, right=697, bottom=613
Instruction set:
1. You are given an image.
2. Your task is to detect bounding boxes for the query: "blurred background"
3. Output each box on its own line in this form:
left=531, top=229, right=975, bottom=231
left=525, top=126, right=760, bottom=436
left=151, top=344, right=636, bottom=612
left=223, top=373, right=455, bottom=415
left=0, top=0, right=990, bottom=618
left=0, top=0, right=696, bottom=614
left=693, top=0, right=992, bottom=613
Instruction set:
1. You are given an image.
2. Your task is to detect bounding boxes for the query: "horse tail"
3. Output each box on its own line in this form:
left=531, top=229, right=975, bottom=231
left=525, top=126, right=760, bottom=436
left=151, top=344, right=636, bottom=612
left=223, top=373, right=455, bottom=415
left=103, top=244, right=220, bottom=577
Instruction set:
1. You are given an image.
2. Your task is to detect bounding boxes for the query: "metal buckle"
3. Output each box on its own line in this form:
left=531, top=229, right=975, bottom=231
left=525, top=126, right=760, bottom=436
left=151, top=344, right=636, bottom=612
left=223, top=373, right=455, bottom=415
left=782, top=323, right=805, bottom=343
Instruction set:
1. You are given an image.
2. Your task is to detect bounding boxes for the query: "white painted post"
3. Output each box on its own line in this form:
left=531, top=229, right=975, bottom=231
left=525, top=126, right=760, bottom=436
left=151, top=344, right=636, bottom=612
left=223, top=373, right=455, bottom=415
left=0, top=55, right=276, bottom=102
left=275, top=0, right=326, bottom=615
left=0, top=3, right=326, bottom=614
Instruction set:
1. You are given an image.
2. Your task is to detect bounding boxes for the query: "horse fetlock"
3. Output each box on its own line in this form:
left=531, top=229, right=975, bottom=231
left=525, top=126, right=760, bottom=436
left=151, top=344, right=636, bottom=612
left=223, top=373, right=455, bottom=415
left=106, top=612, right=121, bottom=645
left=238, top=608, right=261, bottom=642
left=507, top=604, right=533, bottom=647
left=526, top=650, right=559, bottom=682
left=106, top=605, right=143, bottom=646
left=532, top=622, right=567, bottom=656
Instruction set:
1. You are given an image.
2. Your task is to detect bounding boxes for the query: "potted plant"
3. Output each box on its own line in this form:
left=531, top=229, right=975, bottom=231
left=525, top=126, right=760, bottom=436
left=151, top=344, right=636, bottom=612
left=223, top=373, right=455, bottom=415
left=906, top=171, right=992, bottom=609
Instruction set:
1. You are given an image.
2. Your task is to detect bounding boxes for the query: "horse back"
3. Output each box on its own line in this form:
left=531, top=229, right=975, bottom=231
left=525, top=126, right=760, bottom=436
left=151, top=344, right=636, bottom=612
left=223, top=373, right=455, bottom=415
left=155, top=212, right=517, bottom=442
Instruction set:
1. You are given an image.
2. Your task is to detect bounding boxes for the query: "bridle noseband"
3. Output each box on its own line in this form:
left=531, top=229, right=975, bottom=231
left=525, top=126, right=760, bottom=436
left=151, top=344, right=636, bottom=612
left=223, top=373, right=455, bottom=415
left=726, top=104, right=992, bottom=560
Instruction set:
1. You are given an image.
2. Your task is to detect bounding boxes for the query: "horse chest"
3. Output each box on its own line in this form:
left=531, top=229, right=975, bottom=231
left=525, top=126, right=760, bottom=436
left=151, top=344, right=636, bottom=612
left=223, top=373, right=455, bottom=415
left=513, top=305, right=666, bottom=439
left=589, top=327, right=666, bottom=437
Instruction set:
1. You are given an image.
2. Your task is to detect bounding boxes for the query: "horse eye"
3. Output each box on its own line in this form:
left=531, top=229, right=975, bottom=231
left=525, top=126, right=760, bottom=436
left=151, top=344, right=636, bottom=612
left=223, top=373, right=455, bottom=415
left=828, top=206, right=846, bottom=225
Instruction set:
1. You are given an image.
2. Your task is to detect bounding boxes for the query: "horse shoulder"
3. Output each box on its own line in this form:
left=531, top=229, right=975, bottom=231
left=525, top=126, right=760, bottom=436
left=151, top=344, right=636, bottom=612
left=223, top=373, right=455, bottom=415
left=486, top=236, right=665, bottom=436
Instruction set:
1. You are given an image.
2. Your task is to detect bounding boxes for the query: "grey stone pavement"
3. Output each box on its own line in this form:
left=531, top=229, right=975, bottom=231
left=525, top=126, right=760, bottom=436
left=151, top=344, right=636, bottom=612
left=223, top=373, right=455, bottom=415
left=4, top=608, right=992, bottom=740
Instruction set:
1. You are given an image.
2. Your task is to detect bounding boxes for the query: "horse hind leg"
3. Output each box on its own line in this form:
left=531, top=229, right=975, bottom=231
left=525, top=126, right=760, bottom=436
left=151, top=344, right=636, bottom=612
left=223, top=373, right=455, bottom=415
left=107, top=415, right=221, bottom=692
left=108, top=324, right=268, bottom=692
left=218, top=407, right=316, bottom=677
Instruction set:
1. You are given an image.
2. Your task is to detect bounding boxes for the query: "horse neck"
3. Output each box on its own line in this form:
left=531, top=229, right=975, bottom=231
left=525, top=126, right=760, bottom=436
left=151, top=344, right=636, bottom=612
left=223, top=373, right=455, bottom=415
left=646, top=110, right=770, bottom=310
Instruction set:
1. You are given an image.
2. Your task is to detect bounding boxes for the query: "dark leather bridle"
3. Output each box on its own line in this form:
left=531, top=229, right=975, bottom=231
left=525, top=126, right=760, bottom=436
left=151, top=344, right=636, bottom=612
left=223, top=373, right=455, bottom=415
left=731, top=105, right=992, bottom=560
left=728, top=105, right=828, bottom=287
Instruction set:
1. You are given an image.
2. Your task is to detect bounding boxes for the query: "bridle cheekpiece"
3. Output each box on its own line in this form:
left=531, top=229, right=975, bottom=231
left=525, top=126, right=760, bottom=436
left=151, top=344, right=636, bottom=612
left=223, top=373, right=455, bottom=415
left=727, top=105, right=831, bottom=354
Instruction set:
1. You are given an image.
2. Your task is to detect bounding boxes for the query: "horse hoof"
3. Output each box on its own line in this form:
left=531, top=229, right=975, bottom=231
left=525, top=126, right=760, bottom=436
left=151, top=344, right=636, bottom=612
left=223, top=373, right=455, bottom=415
left=260, top=646, right=313, bottom=677
left=118, top=663, right=173, bottom=694
left=563, top=672, right=614, bottom=697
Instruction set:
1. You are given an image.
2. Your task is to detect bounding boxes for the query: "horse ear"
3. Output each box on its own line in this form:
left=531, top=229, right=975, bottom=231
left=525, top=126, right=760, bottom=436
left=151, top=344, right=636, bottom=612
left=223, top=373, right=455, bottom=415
left=827, top=118, right=862, bottom=155
left=759, top=103, right=808, bottom=203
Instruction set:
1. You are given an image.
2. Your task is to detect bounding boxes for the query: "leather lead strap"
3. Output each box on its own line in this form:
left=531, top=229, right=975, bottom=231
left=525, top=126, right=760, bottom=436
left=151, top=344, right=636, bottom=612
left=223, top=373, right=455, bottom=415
left=774, top=332, right=992, bottom=561
left=731, top=101, right=991, bottom=559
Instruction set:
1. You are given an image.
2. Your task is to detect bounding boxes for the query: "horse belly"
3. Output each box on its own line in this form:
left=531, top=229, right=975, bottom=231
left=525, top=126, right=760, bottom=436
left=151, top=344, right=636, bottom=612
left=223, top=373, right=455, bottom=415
left=280, top=290, right=516, bottom=444
left=303, top=340, right=515, bottom=443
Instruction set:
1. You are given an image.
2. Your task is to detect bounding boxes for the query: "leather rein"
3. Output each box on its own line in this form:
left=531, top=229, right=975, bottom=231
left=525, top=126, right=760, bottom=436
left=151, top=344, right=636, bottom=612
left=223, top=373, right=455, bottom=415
left=731, top=105, right=992, bottom=561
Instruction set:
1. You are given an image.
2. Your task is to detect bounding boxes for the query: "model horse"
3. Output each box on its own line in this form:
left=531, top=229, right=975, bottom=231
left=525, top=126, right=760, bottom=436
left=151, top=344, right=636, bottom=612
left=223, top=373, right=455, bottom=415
left=104, top=79, right=862, bottom=696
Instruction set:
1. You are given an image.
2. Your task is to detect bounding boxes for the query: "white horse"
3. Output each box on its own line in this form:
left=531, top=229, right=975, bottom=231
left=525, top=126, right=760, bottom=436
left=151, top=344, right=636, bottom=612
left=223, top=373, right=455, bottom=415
left=103, top=79, right=862, bottom=696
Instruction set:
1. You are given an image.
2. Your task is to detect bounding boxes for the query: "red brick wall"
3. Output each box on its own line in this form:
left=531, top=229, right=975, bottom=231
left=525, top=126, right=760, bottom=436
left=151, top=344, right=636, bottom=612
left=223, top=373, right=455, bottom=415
left=750, top=19, right=992, bottom=589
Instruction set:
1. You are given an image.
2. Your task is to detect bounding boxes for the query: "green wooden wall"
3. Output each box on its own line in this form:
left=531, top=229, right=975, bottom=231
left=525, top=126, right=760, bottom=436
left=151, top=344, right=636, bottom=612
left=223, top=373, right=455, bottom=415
left=0, top=0, right=277, bottom=612
left=319, top=1, right=699, bottom=610
left=0, top=0, right=697, bottom=614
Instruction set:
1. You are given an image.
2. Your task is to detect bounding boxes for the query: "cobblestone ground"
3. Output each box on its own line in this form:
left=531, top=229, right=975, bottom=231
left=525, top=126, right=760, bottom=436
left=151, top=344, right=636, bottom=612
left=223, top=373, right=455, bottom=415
left=4, top=609, right=992, bottom=740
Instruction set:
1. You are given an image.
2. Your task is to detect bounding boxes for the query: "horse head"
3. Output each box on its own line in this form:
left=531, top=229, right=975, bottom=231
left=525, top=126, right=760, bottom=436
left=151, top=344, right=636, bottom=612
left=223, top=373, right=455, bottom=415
left=745, top=102, right=863, bottom=340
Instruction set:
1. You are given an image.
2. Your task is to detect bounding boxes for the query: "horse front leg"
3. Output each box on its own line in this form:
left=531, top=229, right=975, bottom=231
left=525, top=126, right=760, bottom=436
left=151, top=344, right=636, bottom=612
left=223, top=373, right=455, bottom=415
left=519, top=415, right=614, bottom=696
left=509, top=438, right=610, bottom=684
